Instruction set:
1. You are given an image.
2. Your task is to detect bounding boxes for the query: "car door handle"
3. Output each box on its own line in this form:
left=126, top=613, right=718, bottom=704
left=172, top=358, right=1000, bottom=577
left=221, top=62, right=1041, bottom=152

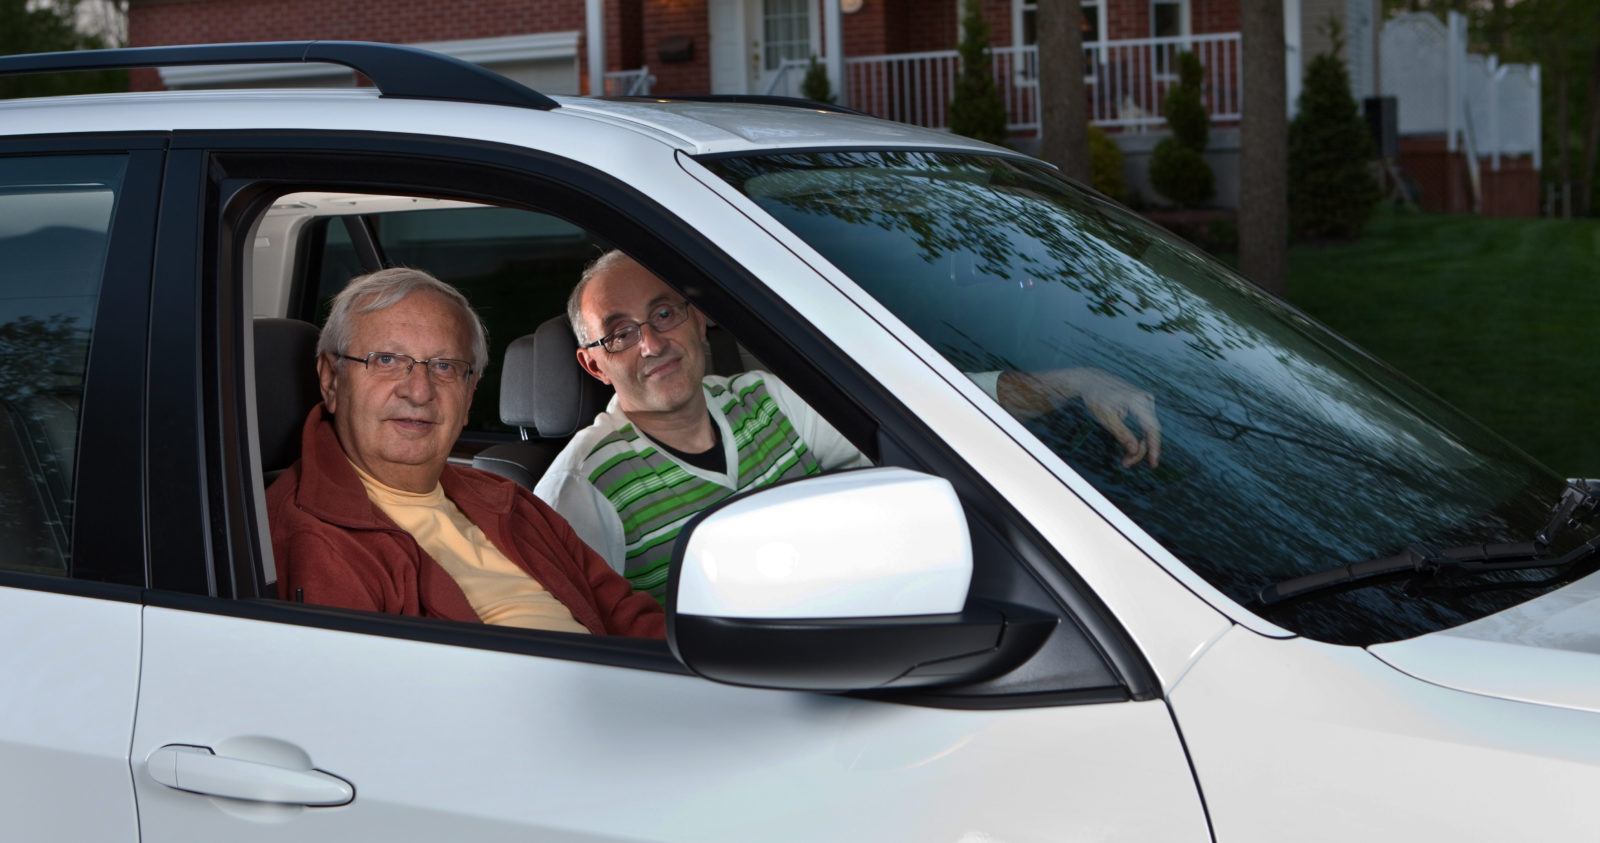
left=146, top=744, right=355, bottom=806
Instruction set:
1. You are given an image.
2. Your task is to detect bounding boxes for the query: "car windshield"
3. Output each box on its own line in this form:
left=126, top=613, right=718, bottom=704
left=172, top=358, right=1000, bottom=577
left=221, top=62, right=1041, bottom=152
left=703, top=149, right=1599, bottom=646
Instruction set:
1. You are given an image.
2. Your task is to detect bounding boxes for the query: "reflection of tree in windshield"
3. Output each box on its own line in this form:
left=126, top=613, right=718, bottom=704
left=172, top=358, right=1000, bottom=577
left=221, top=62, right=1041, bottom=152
left=708, top=150, right=1576, bottom=645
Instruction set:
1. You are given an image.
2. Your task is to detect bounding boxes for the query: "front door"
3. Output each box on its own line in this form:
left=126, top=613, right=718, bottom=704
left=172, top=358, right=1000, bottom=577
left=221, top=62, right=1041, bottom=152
left=748, top=0, right=816, bottom=95
left=710, top=0, right=818, bottom=95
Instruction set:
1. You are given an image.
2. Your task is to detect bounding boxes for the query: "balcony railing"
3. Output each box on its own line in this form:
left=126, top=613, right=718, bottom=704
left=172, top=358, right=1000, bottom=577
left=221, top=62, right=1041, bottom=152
left=603, top=66, right=654, bottom=96
left=765, top=33, right=1242, bottom=133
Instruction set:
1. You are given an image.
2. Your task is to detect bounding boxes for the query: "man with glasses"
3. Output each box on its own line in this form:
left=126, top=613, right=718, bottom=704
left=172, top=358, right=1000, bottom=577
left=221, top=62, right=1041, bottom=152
left=268, top=267, right=663, bottom=637
left=537, top=251, right=1160, bottom=601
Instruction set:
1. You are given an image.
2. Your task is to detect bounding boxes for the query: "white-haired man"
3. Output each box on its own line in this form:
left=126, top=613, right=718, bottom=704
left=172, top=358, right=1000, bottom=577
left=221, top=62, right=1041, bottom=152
left=270, top=267, right=663, bottom=637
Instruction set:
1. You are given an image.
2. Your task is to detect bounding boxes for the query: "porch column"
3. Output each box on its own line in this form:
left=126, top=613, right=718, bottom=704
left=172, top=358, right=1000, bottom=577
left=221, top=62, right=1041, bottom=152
left=586, top=0, right=605, bottom=95
left=823, top=0, right=844, bottom=105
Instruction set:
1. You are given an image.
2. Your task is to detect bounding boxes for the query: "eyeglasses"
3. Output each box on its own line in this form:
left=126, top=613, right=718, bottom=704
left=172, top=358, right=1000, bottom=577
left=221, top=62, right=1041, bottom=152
left=582, top=300, right=692, bottom=354
left=339, top=351, right=474, bottom=384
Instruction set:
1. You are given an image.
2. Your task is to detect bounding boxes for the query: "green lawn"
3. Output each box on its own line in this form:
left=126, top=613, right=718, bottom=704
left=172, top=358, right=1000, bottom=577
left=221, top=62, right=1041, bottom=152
left=1285, top=208, right=1600, bottom=475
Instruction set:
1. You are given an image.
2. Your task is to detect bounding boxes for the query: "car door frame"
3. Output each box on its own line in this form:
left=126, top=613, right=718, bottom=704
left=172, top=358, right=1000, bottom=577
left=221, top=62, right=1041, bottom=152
left=128, top=129, right=1212, bottom=839
left=0, top=133, right=165, bottom=842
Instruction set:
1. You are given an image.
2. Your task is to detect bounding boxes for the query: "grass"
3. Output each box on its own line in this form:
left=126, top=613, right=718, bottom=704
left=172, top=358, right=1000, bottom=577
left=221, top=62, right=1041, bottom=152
left=1284, top=206, right=1600, bottom=474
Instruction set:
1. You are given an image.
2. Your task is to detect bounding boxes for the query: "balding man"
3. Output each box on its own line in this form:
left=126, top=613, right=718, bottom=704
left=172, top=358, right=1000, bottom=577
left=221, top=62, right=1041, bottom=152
left=537, top=251, right=1159, bottom=600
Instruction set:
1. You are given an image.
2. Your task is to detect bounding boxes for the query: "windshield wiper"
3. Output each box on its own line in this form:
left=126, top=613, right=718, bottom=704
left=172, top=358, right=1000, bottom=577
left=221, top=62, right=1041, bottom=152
left=1536, top=478, right=1600, bottom=546
left=1256, top=542, right=1547, bottom=606
left=1256, top=479, right=1600, bottom=608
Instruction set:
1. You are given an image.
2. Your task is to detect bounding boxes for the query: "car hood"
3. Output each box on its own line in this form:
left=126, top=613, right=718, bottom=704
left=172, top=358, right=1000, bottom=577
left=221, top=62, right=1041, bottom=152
left=1368, top=569, right=1600, bottom=713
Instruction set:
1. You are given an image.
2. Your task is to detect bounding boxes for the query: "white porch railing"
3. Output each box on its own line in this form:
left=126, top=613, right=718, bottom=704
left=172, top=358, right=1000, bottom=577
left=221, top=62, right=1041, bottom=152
left=603, top=66, right=654, bottom=96
left=764, top=33, right=1242, bottom=133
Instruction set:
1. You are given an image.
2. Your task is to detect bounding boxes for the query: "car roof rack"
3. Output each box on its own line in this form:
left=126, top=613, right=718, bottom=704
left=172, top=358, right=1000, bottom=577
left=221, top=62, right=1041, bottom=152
left=0, top=40, right=559, bottom=111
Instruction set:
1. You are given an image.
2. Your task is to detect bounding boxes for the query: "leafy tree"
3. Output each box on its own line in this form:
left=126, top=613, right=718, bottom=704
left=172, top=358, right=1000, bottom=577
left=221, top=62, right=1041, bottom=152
left=1149, top=51, right=1214, bottom=207
left=1288, top=21, right=1380, bottom=239
left=800, top=55, right=834, bottom=104
left=948, top=0, right=1008, bottom=146
left=0, top=0, right=126, bottom=98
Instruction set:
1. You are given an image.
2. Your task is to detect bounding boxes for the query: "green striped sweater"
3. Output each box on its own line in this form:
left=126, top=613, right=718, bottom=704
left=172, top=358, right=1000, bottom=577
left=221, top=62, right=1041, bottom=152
left=582, top=374, right=822, bottom=599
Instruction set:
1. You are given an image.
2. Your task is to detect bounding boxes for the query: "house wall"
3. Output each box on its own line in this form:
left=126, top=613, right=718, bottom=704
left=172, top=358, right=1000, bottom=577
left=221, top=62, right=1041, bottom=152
left=127, top=0, right=589, bottom=91
left=640, top=0, right=709, bottom=93
left=1300, top=0, right=1342, bottom=65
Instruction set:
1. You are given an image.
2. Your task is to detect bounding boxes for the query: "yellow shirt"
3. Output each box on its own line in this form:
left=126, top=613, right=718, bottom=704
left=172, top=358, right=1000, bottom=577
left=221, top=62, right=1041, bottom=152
left=352, top=463, right=589, bottom=634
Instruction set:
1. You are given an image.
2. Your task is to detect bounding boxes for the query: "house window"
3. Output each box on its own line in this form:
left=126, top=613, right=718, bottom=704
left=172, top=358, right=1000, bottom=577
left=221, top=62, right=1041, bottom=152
left=1152, top=0, right=1186, bottom=39
left=1152, top=0, right=1189, bottom=75
left=1017, top=0, right=1103, bottom=48
left=763, top=0, right=810, bottom=72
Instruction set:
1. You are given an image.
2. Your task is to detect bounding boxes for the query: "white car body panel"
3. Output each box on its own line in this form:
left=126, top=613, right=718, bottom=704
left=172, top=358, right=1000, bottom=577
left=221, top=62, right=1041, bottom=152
left=132, top=607, right=1209, bottom=841
left=0, top=587, right=140, bottom=841
left=1172, top=625, right=1600, bottom=841
left=1371, top=568, right=1600, bottom=713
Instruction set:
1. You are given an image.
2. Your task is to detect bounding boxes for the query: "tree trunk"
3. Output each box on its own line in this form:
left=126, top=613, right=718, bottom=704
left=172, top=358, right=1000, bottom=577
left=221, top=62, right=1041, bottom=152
left=1556, top=60, right=1571, bottom=216
left=1239, top=0, right=1289, bottom=295
left=1039, top=0, right=1091, bottom=184
left=1579, top=11, right=1600, bottom=217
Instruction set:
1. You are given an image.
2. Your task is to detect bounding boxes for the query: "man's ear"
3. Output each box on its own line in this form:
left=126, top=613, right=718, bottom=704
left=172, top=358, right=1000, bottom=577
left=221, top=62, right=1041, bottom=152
left=316, top=353, right=340, bottom=413
left=575, top=347, right=612, bottom=385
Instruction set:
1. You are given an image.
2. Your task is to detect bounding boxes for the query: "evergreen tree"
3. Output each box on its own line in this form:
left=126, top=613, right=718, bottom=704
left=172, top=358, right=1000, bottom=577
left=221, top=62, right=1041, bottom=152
left=0, top=0, right=125, bottom=99
left=1288, top=22, right=1380, bottom=239
left=1089, top=124, right=1127, bottom=201
left=1149, top=51, right=1214, bottom=207
left=948, top=0, right=1008, bottom=146
left=800, top=55, right=834, bottom=104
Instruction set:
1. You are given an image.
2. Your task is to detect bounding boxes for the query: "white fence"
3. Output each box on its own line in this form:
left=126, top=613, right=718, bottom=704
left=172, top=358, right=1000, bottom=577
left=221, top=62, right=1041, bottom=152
left=1381, top=11, right=1540, bottom=167
left=763, top=33, right=1242, bottom=133
left=603, top=66, right=654, bottom=96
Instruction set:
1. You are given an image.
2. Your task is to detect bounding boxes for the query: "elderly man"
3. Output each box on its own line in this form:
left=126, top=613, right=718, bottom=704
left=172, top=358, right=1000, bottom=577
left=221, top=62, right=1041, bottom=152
left=269, top=267, right=663, bottom=638
left=535, top=251, right=1160, bottom=600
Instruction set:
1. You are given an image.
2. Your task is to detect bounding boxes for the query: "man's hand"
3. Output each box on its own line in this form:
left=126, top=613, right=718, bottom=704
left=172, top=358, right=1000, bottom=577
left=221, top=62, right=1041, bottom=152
left=997, top=368, right=1161, bottom=468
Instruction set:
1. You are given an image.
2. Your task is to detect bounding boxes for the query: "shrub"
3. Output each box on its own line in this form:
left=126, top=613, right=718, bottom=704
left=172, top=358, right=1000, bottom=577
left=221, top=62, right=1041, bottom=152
left=1149, top=51, right=1213, bottom=207
left=800, top=55, right=834, bottom=104
left=1288, top=23, right=1381, bottom=239
left=948, top=0, right=1008, bottom=146
left=1089, top=124, right=1126, bottom=201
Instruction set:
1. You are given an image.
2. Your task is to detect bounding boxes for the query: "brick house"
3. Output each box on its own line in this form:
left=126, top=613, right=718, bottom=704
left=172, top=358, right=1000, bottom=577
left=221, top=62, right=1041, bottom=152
left=127, top=0, right=1350, bottom=116
left=125, top=0, right=1369, bottom=208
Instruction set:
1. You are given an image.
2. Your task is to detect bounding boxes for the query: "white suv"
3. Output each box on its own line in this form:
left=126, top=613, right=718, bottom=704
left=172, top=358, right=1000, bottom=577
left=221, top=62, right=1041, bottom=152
left=3, top=41, right=1599, bottom=842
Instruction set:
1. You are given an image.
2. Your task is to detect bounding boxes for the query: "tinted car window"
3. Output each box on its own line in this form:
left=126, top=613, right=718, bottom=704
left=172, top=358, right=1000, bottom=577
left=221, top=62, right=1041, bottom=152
left=0, top=155, right=122, bottom=574
left=706, top=150, right=1597, bottom=646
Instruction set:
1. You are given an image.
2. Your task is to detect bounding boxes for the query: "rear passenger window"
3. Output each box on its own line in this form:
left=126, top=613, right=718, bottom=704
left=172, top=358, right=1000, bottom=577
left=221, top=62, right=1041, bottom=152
left=0, top=155, right=122, bottom=574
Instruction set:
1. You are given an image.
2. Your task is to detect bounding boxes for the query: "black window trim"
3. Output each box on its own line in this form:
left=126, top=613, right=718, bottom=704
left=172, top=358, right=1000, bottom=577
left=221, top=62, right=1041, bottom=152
left=0, top=135, right=166, bottom=595
left=142, top=129, right=1157, bottom=708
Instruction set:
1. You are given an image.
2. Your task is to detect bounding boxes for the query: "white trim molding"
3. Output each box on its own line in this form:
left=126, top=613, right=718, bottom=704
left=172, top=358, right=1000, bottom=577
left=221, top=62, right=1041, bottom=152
left=158, top=32, right=582, bottom=88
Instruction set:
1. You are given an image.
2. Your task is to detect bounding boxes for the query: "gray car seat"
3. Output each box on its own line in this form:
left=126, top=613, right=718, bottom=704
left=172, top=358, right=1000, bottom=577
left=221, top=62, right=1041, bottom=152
left=472, top=316, right=612, bottom=489
left=255, top=317, right=324, bottom=480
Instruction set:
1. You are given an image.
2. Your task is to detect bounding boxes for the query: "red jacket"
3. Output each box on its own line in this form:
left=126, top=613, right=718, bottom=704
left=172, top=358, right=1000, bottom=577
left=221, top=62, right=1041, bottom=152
left=268, top=406, right=664, bottom=638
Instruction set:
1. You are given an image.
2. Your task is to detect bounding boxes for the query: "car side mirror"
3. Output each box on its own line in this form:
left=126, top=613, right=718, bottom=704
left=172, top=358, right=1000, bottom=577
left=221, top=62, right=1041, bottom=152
left=666, top=467, right=1055, bottom=692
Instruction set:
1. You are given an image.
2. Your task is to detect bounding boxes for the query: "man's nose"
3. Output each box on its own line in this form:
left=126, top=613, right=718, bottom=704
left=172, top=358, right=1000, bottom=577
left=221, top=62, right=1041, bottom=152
left=636, top=323, right=668, bottom=356
left=395, top=360, right=437, bottom=400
